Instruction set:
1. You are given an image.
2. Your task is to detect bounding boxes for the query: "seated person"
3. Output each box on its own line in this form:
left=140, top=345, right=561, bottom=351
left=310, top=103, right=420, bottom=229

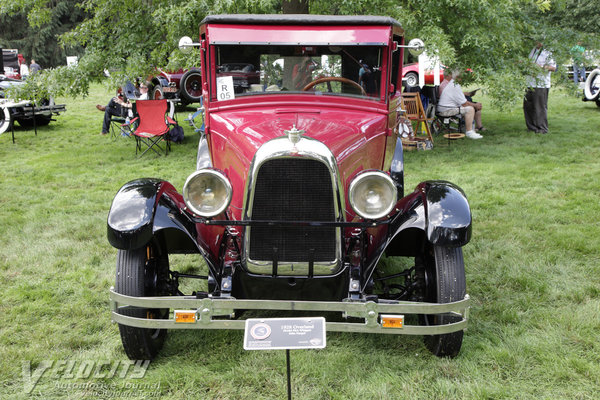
left=292, top=57, right=315, bottom=90
left=97, top=82, right=149, bottom=135
left=358, top=60, right=377, bottom=95
left=437, top=72, right=484, bottom=139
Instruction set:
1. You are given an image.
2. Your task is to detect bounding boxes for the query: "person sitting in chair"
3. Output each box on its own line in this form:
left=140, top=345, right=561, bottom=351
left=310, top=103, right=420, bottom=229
left=437, top=71, right=484, bottom=139
left=97, top=82, right=149, bottom=135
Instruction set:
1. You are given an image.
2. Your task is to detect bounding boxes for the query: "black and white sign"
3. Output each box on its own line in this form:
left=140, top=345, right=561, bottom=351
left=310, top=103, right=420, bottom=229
left=216, top=76, right=235, bottom=101
left=243, top=317, right=326, bottom=350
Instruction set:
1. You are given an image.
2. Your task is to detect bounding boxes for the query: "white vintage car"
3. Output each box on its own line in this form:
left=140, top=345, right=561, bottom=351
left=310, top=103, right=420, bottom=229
left=0, top=75, right=65, bottom=136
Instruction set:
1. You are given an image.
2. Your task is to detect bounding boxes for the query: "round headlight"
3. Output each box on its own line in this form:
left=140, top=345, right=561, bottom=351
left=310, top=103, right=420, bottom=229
left=348, top=171, right=397, bottom=219
left=183, top=169, right=232, bottom=217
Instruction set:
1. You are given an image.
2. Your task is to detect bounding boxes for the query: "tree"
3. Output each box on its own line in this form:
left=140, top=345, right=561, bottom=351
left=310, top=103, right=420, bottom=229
left=5, top=0, right=599, bottom=106
left=282, top=0, right=308, bottom=14
left=0, top=0, right=86, bottom=68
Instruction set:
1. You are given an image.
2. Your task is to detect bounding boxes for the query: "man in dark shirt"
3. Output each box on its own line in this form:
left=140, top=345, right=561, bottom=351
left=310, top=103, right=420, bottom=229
left=29, top=59, right=41, bottom=74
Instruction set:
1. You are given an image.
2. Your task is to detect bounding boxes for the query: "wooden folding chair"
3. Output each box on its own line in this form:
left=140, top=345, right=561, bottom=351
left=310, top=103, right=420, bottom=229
left=401, top=92, right=434, bottom=143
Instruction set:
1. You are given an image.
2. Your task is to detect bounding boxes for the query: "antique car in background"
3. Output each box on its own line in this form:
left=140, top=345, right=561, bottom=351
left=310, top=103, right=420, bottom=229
left=402, top=61, right=445, bottom=88
left=583, top=68, right=600, bottom=108
left=216, top=63, right=261, bottom=93
left=0, top=75, right=66, bottom=136
left=149, top=67, right=202, bottom=105
left=108, top=14, right=472, bottom=360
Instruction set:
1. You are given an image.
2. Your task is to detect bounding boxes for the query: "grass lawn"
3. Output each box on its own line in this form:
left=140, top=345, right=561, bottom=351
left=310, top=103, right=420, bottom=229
left=0, top=84, right=599, bottom=399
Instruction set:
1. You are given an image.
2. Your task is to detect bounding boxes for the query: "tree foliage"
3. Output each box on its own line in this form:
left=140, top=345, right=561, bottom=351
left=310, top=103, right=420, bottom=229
left=0, top=0, right=86, bottom=68
left=3, top=0, right=599, bottom=106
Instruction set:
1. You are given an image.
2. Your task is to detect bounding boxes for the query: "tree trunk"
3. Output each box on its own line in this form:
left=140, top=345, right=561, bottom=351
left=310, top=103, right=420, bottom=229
left=282, top=0, right=309, bottom=14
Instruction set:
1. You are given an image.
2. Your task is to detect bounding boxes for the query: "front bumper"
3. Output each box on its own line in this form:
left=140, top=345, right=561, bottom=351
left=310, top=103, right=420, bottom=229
left=110, top=288, right=470, bottom=335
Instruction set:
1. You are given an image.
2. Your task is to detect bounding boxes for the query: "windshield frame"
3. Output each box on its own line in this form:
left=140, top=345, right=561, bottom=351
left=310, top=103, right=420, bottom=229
left=208, top=43, right=389, bottom=103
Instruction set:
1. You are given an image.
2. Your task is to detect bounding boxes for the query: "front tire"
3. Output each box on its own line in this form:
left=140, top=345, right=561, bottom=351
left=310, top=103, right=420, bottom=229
left=115, top=244, right=169, bottom=360
left=420, top=244, right=466, bottom=358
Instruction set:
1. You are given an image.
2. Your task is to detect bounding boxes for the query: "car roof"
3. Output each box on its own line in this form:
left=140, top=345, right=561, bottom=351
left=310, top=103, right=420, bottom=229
left=201, top=14, right=402, bottom=28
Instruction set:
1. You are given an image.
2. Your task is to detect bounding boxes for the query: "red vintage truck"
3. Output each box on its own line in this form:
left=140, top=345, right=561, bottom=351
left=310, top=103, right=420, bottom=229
left=108, top=14, right=472, bottom=360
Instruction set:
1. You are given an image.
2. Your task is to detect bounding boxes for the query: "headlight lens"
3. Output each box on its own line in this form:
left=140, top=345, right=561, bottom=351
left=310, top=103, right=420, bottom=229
left=348, top=171, right=397, bottom=219
left=183, top=169, right=232, bottom=217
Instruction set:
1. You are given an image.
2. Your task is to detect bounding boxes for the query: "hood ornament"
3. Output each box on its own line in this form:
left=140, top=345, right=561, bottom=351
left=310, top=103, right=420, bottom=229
left=284, top=125, right=304, bottom=145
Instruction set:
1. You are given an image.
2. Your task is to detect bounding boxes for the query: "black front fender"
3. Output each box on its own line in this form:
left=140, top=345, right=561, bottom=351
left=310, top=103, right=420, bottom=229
left=107, top=179, right=199, bottom=253
left=422, top=180, right=472, bottom=247
left=364, top=180, right=472, bottom=282
left=378, top=180, right=472, bottom=258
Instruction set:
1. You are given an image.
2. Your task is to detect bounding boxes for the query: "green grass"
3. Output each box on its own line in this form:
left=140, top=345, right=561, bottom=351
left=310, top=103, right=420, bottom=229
left=1, top=84, right=599, bottom=399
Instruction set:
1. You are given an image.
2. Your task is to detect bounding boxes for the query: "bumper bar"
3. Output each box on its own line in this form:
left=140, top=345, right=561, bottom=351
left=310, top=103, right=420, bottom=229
left=109, top=287, right=470, bottom=335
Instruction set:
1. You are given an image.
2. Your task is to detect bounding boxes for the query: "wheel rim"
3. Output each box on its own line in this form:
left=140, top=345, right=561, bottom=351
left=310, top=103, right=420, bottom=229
left=406, top=73, right=418, bottom=87
left=184, top=73, right=202, bottom=99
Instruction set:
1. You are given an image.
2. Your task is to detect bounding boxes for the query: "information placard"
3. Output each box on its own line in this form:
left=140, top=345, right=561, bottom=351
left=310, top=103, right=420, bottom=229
left=243, top=317, right=326, bottom=350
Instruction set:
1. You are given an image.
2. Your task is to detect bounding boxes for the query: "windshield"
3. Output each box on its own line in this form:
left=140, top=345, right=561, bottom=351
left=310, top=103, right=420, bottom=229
left=213, top=45, right=383, bottom=100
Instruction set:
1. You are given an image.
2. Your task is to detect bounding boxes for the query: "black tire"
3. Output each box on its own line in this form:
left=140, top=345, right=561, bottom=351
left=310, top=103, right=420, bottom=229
left=596, top=99, right=600, bottom=108
left=179, top=69, right=202, bottom=104
left=16, top=97, right=54, bottom=127
left=420, top=244, right=466, bottom=358
left=115, top=244, right=169, bottom=360
left=404, top=72, right=418, bottom=88
left=17, top=115, right=52, bottom=127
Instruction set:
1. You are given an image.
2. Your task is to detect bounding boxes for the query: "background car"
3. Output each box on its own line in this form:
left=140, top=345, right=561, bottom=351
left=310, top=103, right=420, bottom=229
left=0, top=75, right=65, bottom=131
left=148, top=67, right=202, bottom=105
left=216, top=63, right=261, bottom=93
left=402, top=62, right=444, bottom=88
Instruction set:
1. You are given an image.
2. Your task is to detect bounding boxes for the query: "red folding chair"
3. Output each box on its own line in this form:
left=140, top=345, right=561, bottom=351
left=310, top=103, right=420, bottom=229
left=132, top=99, right=176, bottom=157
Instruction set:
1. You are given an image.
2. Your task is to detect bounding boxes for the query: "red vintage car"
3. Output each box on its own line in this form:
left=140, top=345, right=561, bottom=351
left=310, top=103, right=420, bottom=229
left=108, top=14, right=472, bottom=360
left=149, top=67, right=202, bottom=105
left=402, top=62, right=445, bottom=88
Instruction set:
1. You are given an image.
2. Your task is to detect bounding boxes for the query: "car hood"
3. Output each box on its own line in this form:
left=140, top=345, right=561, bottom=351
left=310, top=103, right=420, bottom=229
left=207, top=101, right=390, bottom=214
left=209, top=104, right=387, bottom=165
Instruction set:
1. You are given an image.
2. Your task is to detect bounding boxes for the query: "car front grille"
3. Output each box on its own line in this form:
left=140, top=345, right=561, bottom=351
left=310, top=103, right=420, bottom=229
left=249, top=158, right=336, bottom=262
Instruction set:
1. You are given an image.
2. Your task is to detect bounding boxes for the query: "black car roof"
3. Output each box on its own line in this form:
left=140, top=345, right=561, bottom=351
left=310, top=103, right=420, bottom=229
left=201, top=14, right=402, bottom=28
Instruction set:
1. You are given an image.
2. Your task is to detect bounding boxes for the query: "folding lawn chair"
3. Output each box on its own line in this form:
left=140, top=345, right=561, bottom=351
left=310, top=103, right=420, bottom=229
left=108, top=83, right=138, bottom=140
left=132, top=99, right=177, bottom=157
left=421, top=85, right=466, bottom=139
left=110, top=113, right=135, bottom=139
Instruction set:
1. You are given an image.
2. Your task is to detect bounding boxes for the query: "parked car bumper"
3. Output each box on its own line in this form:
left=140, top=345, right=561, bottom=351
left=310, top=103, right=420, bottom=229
left=110, top=287, right=470, bottom=335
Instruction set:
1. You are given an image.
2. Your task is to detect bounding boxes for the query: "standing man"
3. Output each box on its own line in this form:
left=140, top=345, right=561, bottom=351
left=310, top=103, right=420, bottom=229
left=524, top=41, right=556, bottom=134
left=29, top=59, right=41, bottom=75
left=570, top=41, right=586, bottom=84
